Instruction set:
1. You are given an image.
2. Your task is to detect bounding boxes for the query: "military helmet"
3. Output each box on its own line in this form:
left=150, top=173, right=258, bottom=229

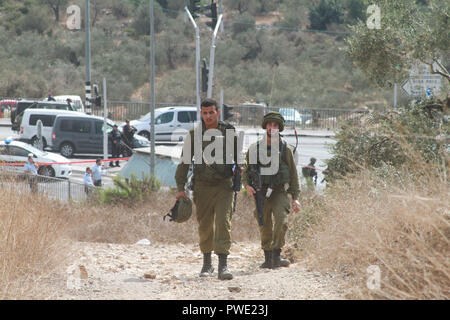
left=262, top=111, right=285, bottom=132
left=163, top=197, right=193, bottom=223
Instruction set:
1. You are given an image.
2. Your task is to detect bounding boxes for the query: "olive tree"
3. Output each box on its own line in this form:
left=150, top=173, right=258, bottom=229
left=345, top=0, right=450, bottom=88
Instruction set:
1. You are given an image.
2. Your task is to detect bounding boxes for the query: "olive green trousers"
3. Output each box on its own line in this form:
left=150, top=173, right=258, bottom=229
left=254, top=190, right=290, bottom=250
left=193, top=180, right=234, bottom=255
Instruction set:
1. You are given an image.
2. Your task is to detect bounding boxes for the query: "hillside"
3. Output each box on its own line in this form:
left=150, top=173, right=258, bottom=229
left=0, top=0, right=394, bottom=109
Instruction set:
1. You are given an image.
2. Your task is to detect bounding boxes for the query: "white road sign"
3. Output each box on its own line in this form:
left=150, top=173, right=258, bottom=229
left=401, top=60, right=443, bottom=97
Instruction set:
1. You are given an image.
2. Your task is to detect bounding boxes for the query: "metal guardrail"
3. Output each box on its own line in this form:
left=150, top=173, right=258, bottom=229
left=0, top=95, right=368, bottom=129
left=90, top=101, right=367, bottom=129
left=91, top=101, right=196, bottom=123
left=0, top=172, right=96, bottom=203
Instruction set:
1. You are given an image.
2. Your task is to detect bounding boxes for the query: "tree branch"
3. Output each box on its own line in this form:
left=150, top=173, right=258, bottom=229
left=419, top=59, right=450, bottom=83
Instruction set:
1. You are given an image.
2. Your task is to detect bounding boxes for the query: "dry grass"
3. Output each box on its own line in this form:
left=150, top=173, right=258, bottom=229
left=64, top=189, right=260, bottom=245
left=0, top=175, right=70, bottom=299
left=0, top=173, right=260, bottom=299
left=296, top=165, right=449, bottom=299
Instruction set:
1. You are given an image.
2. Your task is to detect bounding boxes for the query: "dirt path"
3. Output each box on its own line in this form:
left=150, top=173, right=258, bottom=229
left=40, top=240, right=348, bottom=300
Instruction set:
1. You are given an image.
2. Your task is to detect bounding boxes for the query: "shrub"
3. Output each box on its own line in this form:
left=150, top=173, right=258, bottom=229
left=98, top=174, right=161, bottom=205
left=326, top=98, right=449, bottom=181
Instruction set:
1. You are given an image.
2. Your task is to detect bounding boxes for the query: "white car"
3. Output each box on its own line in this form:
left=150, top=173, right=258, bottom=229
left=0, top=140, right=72, bottom=178
left=125, top=106, right=197, bottom=141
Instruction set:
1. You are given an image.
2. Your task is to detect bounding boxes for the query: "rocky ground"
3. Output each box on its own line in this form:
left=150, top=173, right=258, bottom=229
left=39, top=240, right=349, bottom=300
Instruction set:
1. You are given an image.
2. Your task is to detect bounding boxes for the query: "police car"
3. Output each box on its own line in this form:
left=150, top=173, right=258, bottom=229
left=0, top=139, right=72, bottom=178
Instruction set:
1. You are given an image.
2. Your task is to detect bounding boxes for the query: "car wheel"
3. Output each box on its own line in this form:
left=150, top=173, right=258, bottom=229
left=60, top=142, right=75, bottom=158
left=38, top=166, right=55, bottom=177
left=138, top=131, right=150, bottom=140
left=31, top=136, right=47, bottom=149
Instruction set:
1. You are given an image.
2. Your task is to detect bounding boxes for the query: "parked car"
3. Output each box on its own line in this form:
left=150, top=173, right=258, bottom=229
left=51, top=113, right=149, bottom=157
left=11, top=100, right=77, bottom=131
left=50, top=95, right=85, bottom=113
left=18, top=109, right=86, bottom=149
left=126, top=106, right=197, bottom=141
left=0, top=139, right=72, bottom=178
left=278, top=108, right=312, bottom=126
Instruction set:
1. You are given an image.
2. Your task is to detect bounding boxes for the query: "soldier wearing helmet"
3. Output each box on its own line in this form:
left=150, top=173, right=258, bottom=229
left=243, top=111, right=301, bottom=269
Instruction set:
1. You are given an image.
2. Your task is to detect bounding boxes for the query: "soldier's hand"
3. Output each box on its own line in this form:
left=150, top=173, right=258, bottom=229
left=176, top=191, right=188, bottom=200
left=291, top=200, right=301, bottom=213
left=245, top=185, right=256, bottom=200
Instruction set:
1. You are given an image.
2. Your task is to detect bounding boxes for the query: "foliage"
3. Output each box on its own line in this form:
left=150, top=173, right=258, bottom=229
left=326, top=97, right=449, bottom=180
left=308, top=0, right=344, bottom=31
left=0, top=0, right=394, bottom=108
left=98, top=174, right=161, bottom=204
left=346, top=0, right=450, bottom=88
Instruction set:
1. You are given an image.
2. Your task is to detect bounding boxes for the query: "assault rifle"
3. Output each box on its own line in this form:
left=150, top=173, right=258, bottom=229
left=248, top=167, right=264, bottom=226
left=232, top=165, right=241, bottom=213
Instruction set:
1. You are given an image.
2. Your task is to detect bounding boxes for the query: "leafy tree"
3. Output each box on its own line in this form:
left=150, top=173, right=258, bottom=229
left=231, top=12, right=255, bottom=36
left=39, top=0, right=68, bottom=23
left=308, top=0, right=344, bottom=30
left=345, top=0, right=450, bottom=88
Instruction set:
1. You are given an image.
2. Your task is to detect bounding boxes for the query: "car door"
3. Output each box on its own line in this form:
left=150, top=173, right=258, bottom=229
left=175, top=110, right=196, bottom=141
left=0, top=145, right=14, bottom=173
left=7, top=145, right=31, bottom=175
left=93, top=120, right=110, bottom=155
left=154, top=111, right=175, bottom=141
left=71, top=119, right=93, bottom=153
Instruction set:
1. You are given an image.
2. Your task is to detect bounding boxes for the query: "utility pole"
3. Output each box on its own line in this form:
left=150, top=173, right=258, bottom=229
left=185, top=6, right=201, bottom=120
left=149, top=0, right=156, bottom=178
left=103, top=78, right=108, bottom=162
left=85, top=0, right=92, bottom=114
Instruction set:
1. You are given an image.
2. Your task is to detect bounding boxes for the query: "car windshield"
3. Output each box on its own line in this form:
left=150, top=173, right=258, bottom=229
left=139, top=111, right=162, bottom=122
left=22, top=144, right=48, bottom=157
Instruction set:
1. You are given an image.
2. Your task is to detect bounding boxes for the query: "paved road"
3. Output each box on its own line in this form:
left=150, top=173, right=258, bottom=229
left=1, top=125, right=336, bottom=195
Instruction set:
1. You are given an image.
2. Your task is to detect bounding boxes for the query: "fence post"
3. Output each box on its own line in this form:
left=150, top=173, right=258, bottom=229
left=68, top=180, right=72, bottom=202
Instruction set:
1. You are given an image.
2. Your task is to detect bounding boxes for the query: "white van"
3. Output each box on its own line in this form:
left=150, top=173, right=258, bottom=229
left=18, top=108, right=85, bottom=149
left=52, top=95, right=85, bottom=113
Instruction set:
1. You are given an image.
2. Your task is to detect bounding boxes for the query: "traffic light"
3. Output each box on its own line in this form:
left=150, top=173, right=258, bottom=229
left=95, top=96, right=102, bottom=107
left=205, top=1, right=218, bottom=30
left=201, top=58, right=209, bottom=93
left=223, top=104, right=233, bottom=120
left=189, top=0, right=202, bottom=18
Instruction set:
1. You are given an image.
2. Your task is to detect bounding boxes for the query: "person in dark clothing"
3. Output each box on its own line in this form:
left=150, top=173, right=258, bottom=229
left=109, top=125, right=122, bottom=167
left=122, top=119, right=137, bottom=156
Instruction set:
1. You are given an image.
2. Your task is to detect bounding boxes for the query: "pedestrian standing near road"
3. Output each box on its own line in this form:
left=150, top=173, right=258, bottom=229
left=24, top=153, right=38, bottom=193
left=84, top=167, right=95, bottom=195
left=243, top=112, right=301, bottom=269
left=109, top=125, right=122, bottom=167
left=175, top=98, right=239, bottom=281
left=122, top=120, right=136, bottom=155
left=302, top=157, right=317, bottom=191
left=92, top=158, right=105, bottom=187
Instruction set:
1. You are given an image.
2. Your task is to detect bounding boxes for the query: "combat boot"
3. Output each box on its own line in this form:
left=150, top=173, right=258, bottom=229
left=260, top=250, right=273, bottom=269
left=272, top=249, right=290, bottom=268
left=217, top=254, right=233, bottom=280
left=199, top=252, right=214, bottom=277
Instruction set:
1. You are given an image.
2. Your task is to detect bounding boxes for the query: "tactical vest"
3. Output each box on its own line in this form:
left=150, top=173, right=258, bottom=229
left=192, top=121, right=236, bottom=182
left=256, top=139, right=291, bottom=188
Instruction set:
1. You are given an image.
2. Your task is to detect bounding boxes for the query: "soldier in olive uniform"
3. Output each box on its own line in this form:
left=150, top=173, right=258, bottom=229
left=243, top=112, right=301, bottom=269
left=302, top=157, right=317, bottom=191
left=175, top=98, right=238, bottom=280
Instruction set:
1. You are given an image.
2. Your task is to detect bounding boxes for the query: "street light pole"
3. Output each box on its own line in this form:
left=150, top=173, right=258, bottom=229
left=185, top=6, right=201, bottom=121
left=149, top=0, right=156, bottom=178
left=207, top=13, right=223, bottom=99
